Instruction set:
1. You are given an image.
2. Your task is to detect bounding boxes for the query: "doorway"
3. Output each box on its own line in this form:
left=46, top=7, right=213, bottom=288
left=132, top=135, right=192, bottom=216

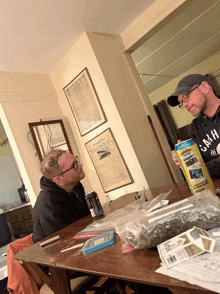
left=130, top=0, right=220, bottom=141
left=0, top=120, right=28, bottom=210
left=0, top=118, right=31, bottom=212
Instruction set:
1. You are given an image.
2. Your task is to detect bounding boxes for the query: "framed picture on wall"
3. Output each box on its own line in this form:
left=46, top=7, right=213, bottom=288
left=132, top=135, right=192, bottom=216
left=63, top=68, right=107, bottom=136
left=85, top=128, right=133, bottom=192
left=28, top=119, right=73, bottom=162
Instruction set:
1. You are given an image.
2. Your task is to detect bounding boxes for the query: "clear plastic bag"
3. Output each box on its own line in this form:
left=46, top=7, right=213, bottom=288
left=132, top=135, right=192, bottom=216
left=74, top=191, right=170, bottom=239
left=117, top=189, right=220, bottom=249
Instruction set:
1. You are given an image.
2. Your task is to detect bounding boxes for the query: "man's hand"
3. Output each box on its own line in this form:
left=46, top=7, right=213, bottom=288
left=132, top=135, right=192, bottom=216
left=172, top=140, right=182, bottom=168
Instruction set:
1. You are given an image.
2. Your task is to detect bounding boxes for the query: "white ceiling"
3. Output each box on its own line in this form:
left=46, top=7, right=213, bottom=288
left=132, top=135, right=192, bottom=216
left=0, top=0, right=156, bottom=73
left=1, top=0, right=220, bottom=95
left=132, top=0, right=220, bottom=95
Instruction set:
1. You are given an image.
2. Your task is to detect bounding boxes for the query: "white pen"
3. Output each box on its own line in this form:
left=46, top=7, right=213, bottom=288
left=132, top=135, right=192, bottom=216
left=40, top=235, right=61, bottom=247
left=61, top=243, right=84, bottom=253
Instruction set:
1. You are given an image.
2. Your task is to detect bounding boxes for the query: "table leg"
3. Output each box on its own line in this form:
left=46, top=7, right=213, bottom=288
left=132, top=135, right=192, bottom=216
left=49, top=267, right=71, bottom=294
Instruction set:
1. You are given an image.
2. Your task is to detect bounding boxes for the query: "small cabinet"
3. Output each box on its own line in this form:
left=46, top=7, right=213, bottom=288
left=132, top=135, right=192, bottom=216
left=5, top=204, right=33, bottom=238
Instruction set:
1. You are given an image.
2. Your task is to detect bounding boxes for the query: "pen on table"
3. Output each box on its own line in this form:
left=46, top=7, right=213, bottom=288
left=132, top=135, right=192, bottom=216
left=61, top=243, right=84, bottom=253
left=40, top=235, right=61, bottom=247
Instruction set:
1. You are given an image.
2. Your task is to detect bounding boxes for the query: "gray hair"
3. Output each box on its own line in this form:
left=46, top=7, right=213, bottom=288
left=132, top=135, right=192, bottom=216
left=40, top=149, right=66, bottom=180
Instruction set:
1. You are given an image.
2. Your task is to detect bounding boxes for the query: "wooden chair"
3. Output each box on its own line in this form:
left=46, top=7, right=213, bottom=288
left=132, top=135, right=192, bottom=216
left=39, top=276, right=94, bottom=294
left=40, top=278, right=127, bottom=294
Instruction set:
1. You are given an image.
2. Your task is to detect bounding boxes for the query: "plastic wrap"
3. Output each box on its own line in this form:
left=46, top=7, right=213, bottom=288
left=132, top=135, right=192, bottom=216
left=116, top=189, right=220, bottom=249
left=74, top=191, right=170, bottom=238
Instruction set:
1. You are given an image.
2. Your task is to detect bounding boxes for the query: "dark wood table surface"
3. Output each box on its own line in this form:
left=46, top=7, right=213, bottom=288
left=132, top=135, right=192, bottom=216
left=14, top=180, right=220, bottom=294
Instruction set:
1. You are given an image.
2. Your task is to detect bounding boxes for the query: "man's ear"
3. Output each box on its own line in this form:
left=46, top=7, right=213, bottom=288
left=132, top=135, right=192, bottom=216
left=200, top=81, right=210, bottom=93
left=53, top=175, right=62, bottom=186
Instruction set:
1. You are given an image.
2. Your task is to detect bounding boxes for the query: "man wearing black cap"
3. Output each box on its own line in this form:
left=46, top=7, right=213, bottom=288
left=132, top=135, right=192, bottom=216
left=167, top=73, right=220, bottom=179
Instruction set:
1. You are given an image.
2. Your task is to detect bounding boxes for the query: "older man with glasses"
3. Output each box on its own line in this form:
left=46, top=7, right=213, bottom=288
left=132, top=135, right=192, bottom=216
left=32, top=150, right=174, bottom=293
left=167, top=73, right=220, bottom=179
left=32, top=150, right=90, bottom=244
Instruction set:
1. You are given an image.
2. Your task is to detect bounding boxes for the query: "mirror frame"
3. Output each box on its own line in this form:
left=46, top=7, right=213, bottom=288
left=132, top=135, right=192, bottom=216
left=28, top=119, right=73, bottom=162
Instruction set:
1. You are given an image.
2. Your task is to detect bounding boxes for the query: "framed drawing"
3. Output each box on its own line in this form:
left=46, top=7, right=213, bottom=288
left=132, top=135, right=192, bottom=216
left=85, top=128, right=133, bottom=192
left=63, top=68, right=107, bottom=136
left=28, top=119, right=73, bottom=161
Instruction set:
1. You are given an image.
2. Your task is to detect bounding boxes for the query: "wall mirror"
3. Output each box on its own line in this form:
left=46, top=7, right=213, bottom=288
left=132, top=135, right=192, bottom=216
left=28, top=119, right=73, bottom=161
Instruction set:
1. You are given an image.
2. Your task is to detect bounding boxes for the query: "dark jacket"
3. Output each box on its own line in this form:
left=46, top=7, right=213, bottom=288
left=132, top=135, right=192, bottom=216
left=32, top=177, right=90, bottom=243
left=188, top=105, right=220, bottom=179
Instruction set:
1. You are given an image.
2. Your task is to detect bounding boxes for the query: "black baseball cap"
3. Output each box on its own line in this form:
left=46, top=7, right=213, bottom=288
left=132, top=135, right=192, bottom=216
left=167, top=74, right=211, bottom=107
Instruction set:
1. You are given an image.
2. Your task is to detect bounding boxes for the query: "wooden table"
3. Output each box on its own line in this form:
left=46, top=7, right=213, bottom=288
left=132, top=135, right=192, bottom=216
left=14, top=180, right=220, bottom=294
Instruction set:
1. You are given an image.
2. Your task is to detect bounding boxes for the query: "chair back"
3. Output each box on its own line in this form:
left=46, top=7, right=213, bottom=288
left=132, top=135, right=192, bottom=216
left=7, top=234, right=42, bottom=294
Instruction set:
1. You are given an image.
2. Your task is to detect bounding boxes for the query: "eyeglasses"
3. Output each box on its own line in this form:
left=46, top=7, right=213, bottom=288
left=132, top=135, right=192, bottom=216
left=178, top=84, right=201, bottom=109
left=56, top=156, right=80, bottom=177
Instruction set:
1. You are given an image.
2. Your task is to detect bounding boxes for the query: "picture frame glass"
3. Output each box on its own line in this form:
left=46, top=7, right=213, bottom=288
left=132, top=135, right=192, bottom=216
left=63, top=68, right=107, bottom=136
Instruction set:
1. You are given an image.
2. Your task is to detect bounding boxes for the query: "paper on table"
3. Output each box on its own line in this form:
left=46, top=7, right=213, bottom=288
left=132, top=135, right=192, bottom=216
left=156, top=264, right=220, bottom=293
left=171, top=251, right=220, bottom=283
left=156, top=227, right=220, bottom=293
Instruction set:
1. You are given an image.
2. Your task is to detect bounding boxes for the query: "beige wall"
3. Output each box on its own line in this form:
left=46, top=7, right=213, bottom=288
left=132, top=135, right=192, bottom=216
left=50, top=33, right=152, bottom=203
left=87, top=32, right=183, bottom=187
left=149, top=54, right=220, bottom=129
left=50, top=31, right=184, bottom=202
left=0, top=71, right=72, bottom=205
left=0, top=0, right=188, bottom=206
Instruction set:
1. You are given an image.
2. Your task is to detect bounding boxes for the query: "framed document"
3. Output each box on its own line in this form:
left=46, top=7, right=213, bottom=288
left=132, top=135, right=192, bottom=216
left=28, top=119, right=72, bottom=162
left=63, top=68, right=107, bottom=136
left=85, top=128, right=133, bottom=192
